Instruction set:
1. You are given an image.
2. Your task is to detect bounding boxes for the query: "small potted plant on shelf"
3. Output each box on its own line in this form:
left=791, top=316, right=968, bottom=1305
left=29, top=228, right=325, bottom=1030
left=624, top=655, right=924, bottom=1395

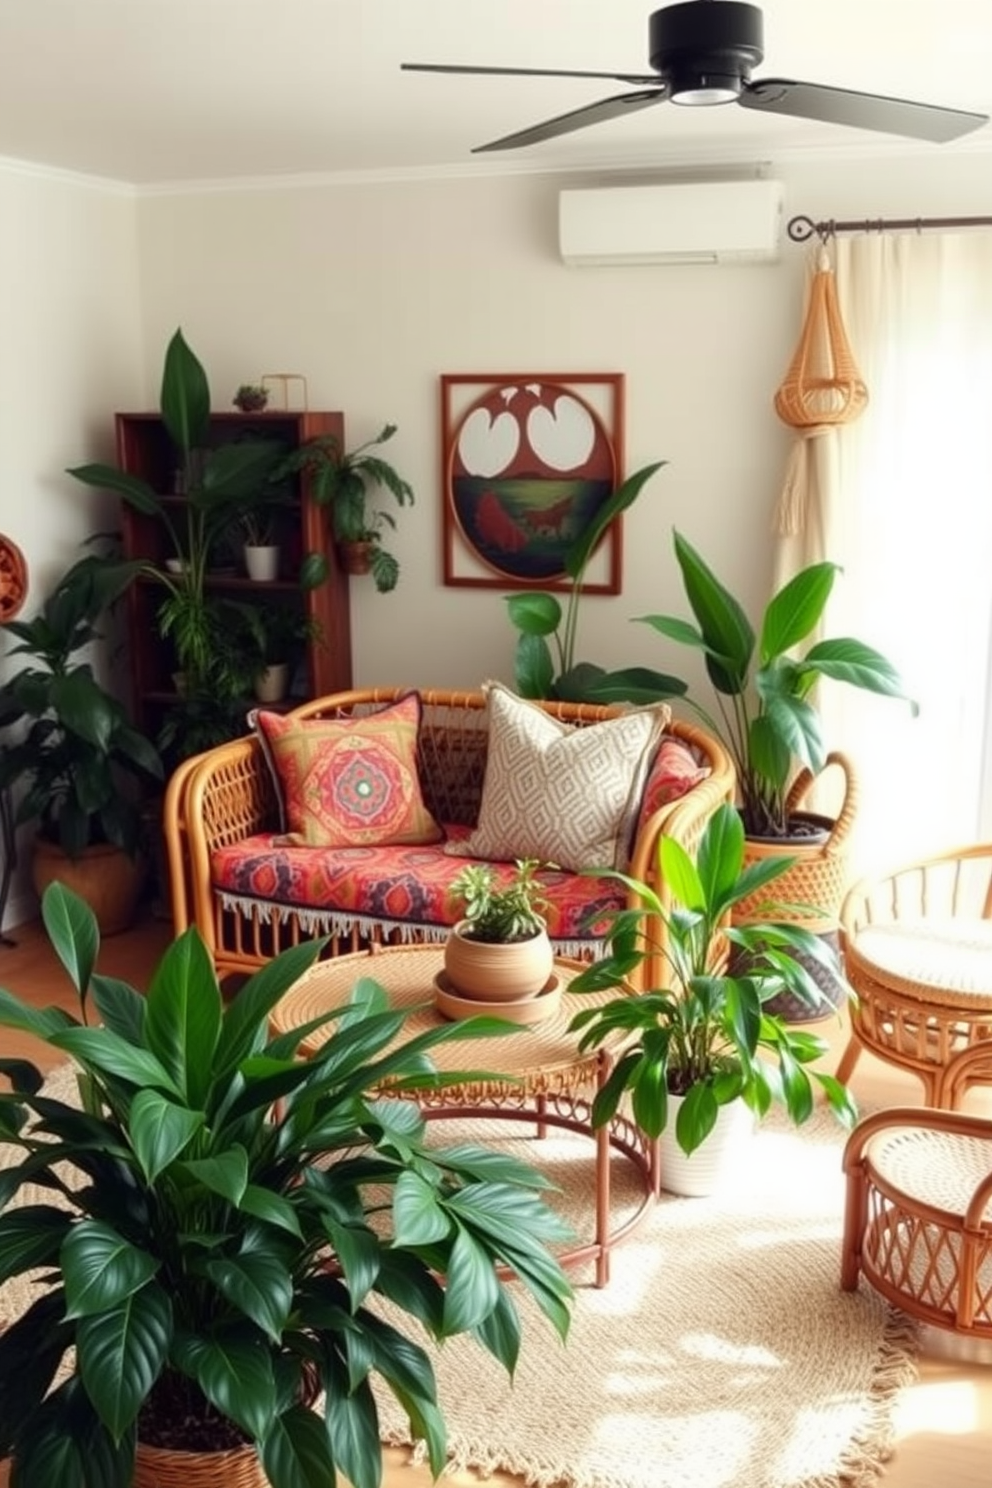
left=567, top=802, right=858, bottom=1196
left=0, top=882, right=573, bottom=1488
left=232, top=382, right=269, bottom=412
left=445, top=857, right=553, bottom=1003
left=240, top=602, right=318, bottom=703
left=0, top=548, right=163, bottom=934
left=281, top=423, right=414, bottom=593
left=238, top=502, right=283, bottom=581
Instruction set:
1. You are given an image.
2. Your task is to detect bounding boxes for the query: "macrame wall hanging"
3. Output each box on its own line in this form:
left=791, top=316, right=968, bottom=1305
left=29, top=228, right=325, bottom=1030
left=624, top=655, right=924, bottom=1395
left=773, top=244, right=868, bottom=535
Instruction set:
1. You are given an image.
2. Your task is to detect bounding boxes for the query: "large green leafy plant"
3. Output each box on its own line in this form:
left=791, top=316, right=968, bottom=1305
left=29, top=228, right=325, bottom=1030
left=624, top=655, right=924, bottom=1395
left=0, top=552, right=162, bottom=858
left=504, top=462, right=685, bottom=704
left=568, top=803, right=857, bottom=1156
left=0, top=885, right=572, bottom=1488
left=281, top=423, right=415, bottom=593
left=632, top=531, right=913, bottom=836
left=66, top=330, right=326, bottom=759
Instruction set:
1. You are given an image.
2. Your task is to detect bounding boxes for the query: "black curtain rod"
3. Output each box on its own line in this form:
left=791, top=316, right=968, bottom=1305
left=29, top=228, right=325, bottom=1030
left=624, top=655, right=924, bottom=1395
left=787, top=212, right=992, bottom=243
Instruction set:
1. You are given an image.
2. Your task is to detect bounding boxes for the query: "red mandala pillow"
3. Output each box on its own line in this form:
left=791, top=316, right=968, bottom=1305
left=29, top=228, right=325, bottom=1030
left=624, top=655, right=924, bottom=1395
left=253, top=693, right=444, bottom=848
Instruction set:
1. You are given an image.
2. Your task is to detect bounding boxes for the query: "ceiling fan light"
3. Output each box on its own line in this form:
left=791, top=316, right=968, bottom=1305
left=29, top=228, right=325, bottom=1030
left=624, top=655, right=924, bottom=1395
left=671, top=80, right=740, bottom=106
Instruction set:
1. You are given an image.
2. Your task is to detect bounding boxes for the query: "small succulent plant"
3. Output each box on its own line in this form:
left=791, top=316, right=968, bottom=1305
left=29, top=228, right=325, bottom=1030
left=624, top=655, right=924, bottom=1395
left=449, top=858, right=550, bottom=942
left=233, top=383, right=269, bottom=412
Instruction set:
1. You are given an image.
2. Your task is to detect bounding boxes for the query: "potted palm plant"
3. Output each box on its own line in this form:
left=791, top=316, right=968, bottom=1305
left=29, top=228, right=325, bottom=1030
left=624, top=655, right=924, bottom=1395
left=445, top=857, right=553, bottom=1003
left=0, top=882, right=573, bottom=1488
left=0, top=550, right=163, bottom=933
left=567, top=802, right=858, bottom=1195
left=281, top=423, right=414, bottom=593
left=67, top=330, right=325, bottom=762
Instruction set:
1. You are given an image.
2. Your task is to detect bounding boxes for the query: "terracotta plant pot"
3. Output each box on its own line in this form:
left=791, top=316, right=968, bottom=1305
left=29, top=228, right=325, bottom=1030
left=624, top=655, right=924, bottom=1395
left=31, top=837, right=146, bottom=937
left=338, top=540, right=374, bottom=575
left=443, top=921, right=554, bottom=1002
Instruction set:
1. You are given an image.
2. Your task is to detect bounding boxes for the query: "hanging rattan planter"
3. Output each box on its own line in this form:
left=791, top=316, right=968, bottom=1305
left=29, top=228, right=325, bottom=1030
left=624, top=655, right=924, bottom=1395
left=773, top=247, right=868, bottom=535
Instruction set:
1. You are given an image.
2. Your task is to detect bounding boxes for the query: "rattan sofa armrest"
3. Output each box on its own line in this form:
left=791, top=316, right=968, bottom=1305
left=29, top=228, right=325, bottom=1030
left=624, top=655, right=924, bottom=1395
left=164, top=734, right=275, bottom=939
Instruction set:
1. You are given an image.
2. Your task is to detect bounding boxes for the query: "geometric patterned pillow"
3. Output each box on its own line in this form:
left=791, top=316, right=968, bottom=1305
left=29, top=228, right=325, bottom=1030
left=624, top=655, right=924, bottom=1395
left=252, top=692, right=443, bottom=848
left=444, top=681, right=670, bottom=873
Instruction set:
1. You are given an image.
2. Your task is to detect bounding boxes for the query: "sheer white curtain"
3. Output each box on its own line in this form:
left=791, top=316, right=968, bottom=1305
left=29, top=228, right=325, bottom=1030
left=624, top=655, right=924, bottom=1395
left=776, top=230, right=992, bottom=876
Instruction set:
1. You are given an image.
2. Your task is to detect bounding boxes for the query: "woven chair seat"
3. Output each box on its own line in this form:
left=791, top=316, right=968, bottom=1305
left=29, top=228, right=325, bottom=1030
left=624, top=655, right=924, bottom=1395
left=837, top=846, right=992, bottom=1108
left=867, top=1126, right=992, bottom=1217
left=851, top=919, right=992, bottom=1004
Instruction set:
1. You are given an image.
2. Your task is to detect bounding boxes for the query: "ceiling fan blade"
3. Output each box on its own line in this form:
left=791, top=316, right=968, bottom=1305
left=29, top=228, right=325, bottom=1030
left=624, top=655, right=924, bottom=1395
left=473, top=87, right=669, bottom=153
left=740, top=78, right=989, bottom=144
left=401, top=63, right=659, bottom=86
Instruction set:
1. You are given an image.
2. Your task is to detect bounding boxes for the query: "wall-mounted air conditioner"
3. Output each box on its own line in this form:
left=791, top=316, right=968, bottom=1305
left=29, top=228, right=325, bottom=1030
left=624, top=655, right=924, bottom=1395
left=558, top=179, right=785, bottom=266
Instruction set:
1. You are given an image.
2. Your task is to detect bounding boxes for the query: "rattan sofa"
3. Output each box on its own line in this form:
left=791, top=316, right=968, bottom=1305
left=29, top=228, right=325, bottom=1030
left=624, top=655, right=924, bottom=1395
left=163, top=687, right=734, bottom=983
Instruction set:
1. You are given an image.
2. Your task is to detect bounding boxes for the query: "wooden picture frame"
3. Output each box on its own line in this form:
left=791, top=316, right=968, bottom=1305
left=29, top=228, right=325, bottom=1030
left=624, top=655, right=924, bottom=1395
left=441, top=372, right=625, bottom=592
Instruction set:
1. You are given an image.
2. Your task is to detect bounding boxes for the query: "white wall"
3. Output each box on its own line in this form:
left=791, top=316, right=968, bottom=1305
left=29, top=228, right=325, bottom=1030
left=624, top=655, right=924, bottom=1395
left=0, top=161, right=144, bottom=928
left=134, top=147, right=992, bottom=704
left=3, top=143, right=989, bottom=929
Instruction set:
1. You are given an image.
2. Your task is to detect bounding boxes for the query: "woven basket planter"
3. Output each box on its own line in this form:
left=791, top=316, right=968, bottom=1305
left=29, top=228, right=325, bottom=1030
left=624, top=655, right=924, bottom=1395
left=734, top=753, right=858, bottom=1021
left=134, top=1439, right=268, bottom=1488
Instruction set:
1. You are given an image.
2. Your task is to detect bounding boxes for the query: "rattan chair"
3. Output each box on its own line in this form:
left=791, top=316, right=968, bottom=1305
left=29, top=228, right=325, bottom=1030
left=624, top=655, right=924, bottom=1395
left=841, top=1047, right=992, bottom=1338
left=836, top=844, right=992, bottom=1107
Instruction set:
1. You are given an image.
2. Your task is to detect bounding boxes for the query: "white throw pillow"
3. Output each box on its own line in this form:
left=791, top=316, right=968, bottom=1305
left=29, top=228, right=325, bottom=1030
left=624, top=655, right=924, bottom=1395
left=444, top=682, right=670, bottom=873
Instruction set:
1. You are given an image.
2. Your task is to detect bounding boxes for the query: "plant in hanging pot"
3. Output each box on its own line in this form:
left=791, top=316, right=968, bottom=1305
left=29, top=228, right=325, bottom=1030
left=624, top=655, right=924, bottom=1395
left=445, top=857, right=554, bottom=1003
left=279, top=422, right=414, bottom=593
left=567, top=802, right=858, bottom=1196
left=0, top=882, right=573, bottom=1488
left=0, top=549, right=163, bottom=933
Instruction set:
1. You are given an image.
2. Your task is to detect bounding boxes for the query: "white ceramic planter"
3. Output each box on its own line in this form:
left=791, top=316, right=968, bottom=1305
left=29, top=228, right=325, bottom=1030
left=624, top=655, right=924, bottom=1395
left=657, top=1093, right=754, bottom=1197
left=254, top=662, right=290, bottom=703
left=244, top=543, right=280, bottom=581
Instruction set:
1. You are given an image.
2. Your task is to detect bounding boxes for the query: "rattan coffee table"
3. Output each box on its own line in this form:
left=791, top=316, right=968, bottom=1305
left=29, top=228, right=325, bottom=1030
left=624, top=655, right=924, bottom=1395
left=270, top=943, right=657, bottom=1286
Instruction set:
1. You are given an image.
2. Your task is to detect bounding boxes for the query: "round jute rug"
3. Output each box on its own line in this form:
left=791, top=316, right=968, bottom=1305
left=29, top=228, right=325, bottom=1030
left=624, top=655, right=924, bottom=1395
left=374, top=1107, right=919, bottom=1488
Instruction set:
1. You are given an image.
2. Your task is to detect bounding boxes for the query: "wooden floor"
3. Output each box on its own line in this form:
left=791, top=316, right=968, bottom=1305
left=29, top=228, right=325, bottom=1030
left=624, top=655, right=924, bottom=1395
left=1, top=910, right=990, bottom=1488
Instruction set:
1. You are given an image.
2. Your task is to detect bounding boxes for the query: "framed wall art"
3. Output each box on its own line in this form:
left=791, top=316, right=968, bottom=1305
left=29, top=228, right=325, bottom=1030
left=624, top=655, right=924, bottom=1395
left=441, top=372, right=625, bottom=592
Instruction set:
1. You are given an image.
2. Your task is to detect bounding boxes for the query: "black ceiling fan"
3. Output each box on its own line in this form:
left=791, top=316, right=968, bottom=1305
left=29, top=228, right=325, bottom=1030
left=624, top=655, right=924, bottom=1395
left=401, top=0, right=988, bottom=152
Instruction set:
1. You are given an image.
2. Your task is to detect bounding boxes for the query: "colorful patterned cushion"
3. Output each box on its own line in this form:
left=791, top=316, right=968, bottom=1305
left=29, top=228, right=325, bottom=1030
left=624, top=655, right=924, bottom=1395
left=253, top=693, right=443, bottom=848
left=635, top=734, right=711, bottom=834
left=444, top=682, right=670, bottom=873
left=210, top=826, right=622, bottom=945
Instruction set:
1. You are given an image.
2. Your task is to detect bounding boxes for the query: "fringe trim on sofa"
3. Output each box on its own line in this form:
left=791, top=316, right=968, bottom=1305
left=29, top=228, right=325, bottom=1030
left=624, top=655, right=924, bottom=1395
left=216, top=891, right=603, bottom=960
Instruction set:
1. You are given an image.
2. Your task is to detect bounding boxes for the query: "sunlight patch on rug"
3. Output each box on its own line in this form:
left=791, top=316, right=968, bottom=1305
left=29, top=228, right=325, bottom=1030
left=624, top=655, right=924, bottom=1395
left=375, top=1108, right=919, bottom=1488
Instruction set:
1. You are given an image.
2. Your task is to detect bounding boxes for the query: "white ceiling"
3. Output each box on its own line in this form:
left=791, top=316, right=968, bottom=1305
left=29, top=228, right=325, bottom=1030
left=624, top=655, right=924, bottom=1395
left=2, top=0, right=991, bottom=187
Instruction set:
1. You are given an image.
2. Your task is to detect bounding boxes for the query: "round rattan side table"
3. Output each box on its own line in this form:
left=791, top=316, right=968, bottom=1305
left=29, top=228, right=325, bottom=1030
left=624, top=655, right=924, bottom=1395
left=271, top=943, right=657, bottom=1287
